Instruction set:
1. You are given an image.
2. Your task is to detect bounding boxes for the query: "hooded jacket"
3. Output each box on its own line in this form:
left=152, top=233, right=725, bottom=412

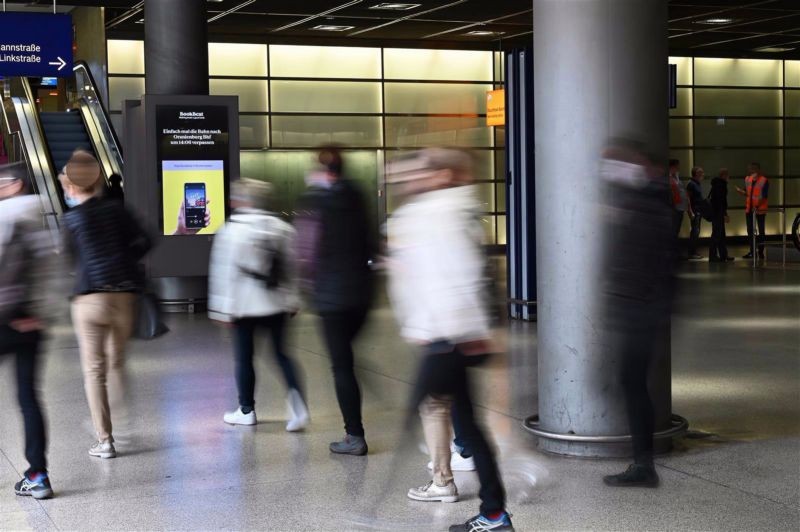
left=208, top=208, right=300, bottom=321
left=0, top=195, right=55, bottom=323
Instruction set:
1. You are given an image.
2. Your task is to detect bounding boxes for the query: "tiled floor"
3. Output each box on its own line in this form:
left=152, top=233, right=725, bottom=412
left=1, top=261, right=798, bottom=531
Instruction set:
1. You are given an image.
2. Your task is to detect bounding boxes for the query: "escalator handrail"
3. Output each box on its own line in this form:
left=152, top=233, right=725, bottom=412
left=18, top=77, right=59, bottom=180
left=73, top=61, right=123, bottom=160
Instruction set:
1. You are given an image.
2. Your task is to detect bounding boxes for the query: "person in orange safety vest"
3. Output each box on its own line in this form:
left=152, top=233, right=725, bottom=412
left=736, top=162, right=769, bottom=260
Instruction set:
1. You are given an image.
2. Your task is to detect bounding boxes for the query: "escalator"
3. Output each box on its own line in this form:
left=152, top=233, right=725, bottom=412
left=0, top=61, right=122, bottom=237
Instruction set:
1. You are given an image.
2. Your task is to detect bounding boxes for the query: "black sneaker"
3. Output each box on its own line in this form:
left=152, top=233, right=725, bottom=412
left=603, top=464, right=659, bottom=488
left=329, top=434, right=368, bottom=456
left=449, top=512, right=514, bottom=532
left=14, top=472, right=53, bottom=500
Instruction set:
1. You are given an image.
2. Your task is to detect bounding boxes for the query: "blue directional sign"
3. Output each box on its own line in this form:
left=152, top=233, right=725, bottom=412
left=0, top=13, right=73, bottom=77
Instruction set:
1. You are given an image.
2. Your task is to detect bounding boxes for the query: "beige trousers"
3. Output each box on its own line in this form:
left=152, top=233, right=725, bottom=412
left=420, top=394, right=454, bottom=486
left=71, top=292, right=135, bottom=443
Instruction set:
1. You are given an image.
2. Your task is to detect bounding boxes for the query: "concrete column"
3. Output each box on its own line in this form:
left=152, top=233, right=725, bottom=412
left=531, top=0, right=673, bottom=456
left=144, top=0, right=209, bottom=95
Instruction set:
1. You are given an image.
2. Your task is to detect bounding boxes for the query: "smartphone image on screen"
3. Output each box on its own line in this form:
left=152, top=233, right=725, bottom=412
left=184, top=182, right=206, bottom=230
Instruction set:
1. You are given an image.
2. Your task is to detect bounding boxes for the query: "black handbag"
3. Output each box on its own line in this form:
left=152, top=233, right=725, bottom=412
left=134, top=292, right=169, bottom=340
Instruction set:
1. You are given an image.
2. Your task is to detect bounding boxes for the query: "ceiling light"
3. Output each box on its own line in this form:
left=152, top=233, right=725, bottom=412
left=369, top=3, right=421, bottom=10
left=465, top=30, right=505, bottom=37
left=695, top=18, right=735, bottom=25
left=207, top=0, right=225, bottom=3
left=311, top=25, right=356, bottom=32
left=755, top=46, right=795, bottom=53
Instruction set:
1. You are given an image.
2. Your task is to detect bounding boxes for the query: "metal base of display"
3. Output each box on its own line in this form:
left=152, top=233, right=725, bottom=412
left=523, top=414, right=689, bottom=458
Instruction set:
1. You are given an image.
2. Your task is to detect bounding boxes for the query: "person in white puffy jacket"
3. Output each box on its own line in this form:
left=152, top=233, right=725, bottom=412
left=385, top=149, right=513, bottom=532
left=208, top=178, right=309, bottom=432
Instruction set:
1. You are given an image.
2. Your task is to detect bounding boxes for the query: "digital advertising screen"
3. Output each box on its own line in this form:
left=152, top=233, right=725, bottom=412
left=156, top=105, right=230, bottom=236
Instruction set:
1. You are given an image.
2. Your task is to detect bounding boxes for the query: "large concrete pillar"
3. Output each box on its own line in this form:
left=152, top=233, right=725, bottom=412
left=529, top=0, right=678, bottom=456
left=144, top=0, right=209, bottom=95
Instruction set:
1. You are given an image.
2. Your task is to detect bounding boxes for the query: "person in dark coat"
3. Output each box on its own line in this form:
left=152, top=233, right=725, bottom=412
left=709, top=168, right=734, bottom=262
left=295, top=145, right=375, bottom=456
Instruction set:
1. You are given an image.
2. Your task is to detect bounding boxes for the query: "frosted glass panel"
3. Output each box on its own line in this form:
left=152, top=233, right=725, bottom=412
left=497, top=183, right=506, bottom=212
left=784, top=179, right=800, bottom=204
left=694, top=58, right=782, bottom=87
left=694, top=119, right=781, bottom=147
left=384, top=49, right=493, bottom=81
left=669, top=56, right=692, bottom=85
left=271, top=116, right=382, bottom=147
left=385, top=83, right=491, bottom=114
left=108, top=40, right=144, bottom=74
left=271, top=81, right=381, bottom=113
left=670, top=88, right=693, bottom=116
left=238, top=115, right=269, bottom=149
left=108, top=77, right=144, bottom=111
left=209, top=79, right=268, bottom=112
left=786, top=91, right=800, bottom=117
left=209, top=43, right=267, bottom=76
left=786, top=119, right=800, bottom=147
left=385, top=117, right=492, bottom=147
left=786, top=149, right=800, bottom=176
left=669, top=119, right=692, bottom=147
left=693, top=149, right=780, bottom=178
left=786, top=61, right=800, bottom=88
left=480, top=216, right=497, bottom=245
left=694, top=89, right=782, bottom=117
left=269, top=45, right=381, bottom=79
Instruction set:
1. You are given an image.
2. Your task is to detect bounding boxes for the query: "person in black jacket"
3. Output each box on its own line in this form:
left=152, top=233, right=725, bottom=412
left=709, top=168, right=734, bottom=262
left=686, top=166, right=707, bottom=260
left=60, top=151, right=151, bottom=460
left=295, top=145, right=375, bottom=456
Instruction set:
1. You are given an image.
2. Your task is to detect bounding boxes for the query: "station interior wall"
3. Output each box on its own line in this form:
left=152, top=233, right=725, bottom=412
left=106, top=41, right=800, bottom=242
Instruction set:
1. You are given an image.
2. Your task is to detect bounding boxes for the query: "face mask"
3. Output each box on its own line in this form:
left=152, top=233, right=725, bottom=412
left=64, top=194, right=80, bottom=208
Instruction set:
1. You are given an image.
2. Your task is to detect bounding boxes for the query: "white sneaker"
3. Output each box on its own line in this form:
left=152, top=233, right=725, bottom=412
left=407, top=480, right=459, bottom=503
left=88, top=440, right=116, bottom=459
left=427, top=452, right=476, bottom=472
left=224, top=407, right=257, bottom=426
left=285, top=389, right=309, bottom=432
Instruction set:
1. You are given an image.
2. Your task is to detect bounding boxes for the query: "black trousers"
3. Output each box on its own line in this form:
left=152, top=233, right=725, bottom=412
left=0, top=325, right=47, bottom=475
left=319, top=307, right=369, bottom=437
left=688, top=213, right=702, bottom=256
left=233, top=313, right=303, bottom=409
left=411, top=344, right=505, bottom=515
left=672, top=209, right=684, bottom=240
left=746, top=213, right=767, bottom=257
left=709, top=215, right=729, bottom=260
left=618, top=328, right=656, bottom=466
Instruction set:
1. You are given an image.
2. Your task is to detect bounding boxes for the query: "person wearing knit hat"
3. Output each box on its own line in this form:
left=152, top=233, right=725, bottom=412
left=61, top=150, right=152, bottom=460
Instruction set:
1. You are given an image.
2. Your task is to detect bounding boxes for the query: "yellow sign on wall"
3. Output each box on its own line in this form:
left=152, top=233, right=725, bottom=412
left=486, top=89, right=505, bottom=126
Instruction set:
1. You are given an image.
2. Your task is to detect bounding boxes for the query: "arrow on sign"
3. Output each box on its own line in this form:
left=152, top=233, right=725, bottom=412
left=48, top=57, right=66, bottom=71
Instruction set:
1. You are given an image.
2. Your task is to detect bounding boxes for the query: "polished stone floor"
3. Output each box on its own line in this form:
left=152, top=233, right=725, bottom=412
left=1, top=260, right=798, bottom=531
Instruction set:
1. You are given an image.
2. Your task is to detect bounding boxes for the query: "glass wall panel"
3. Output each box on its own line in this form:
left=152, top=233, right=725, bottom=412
left=238, top=115, right=269, bottom=149
left=108, top=77, right=144, bottom=111
left=693, top=119, right=781, bottom=147
left=108, top=40, right=144, bottom=74
left=669, top=56, right=692, bottom=85
left=694, top=88, right=782, bottom=117
left=694, top=58, right=782, bottom=87
left=670, top=88, right=693, bottom=116
left=784, top=178, right=800, bottom=204
left=209, top=79, right=268, bottom=112
left=669, top=119, right=692, bottom=146
left=497, top=215, right=507, bottom=246
left=670, top=149, right=693, bottom=177
left=384, top=49, right=493, bottom=81
left=480, top=216, right=497, bottom=245
left=786, top=61, right=800, bottom=87
left=384, top=83, right=491, bottom=115
left=271, top=81, right=381, bottom=113
left=209, top=43, right=267, bottom=77
left=693, top=149, right=781, bottom=178
left=786, top=119, right=800, bottom=147
left=385, top=117, right=492, bottom=147
left=473, top=183, right=495, bottom=213
left=269, top=45, right=381, bottom=79
left=496, top=182, right=506, bottom=212
left=271, top=116, right=382, bottom=147
left=786, top=149, right=800, bottom=175
left=786, top=90, right=800, bottom=117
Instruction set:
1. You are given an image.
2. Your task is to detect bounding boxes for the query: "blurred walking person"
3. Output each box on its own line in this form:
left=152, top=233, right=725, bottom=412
left=60, top=151, right=151, bottom=459
left=686, top=166, right=707, bottom=260
left=0, top=163, right=55, bottom=499
left=209, top=178, right=309, bottom=431
left=736, top=162, right=769, bottom=260
left=386, top=149, right=513, bottom=532
left=599, top=140, right=675, bottom=488
left=709, top=169, right=734, bottom=262
left=668, top=159, right=687, bottom=239
left=295, top=145, right=375, bottom=456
